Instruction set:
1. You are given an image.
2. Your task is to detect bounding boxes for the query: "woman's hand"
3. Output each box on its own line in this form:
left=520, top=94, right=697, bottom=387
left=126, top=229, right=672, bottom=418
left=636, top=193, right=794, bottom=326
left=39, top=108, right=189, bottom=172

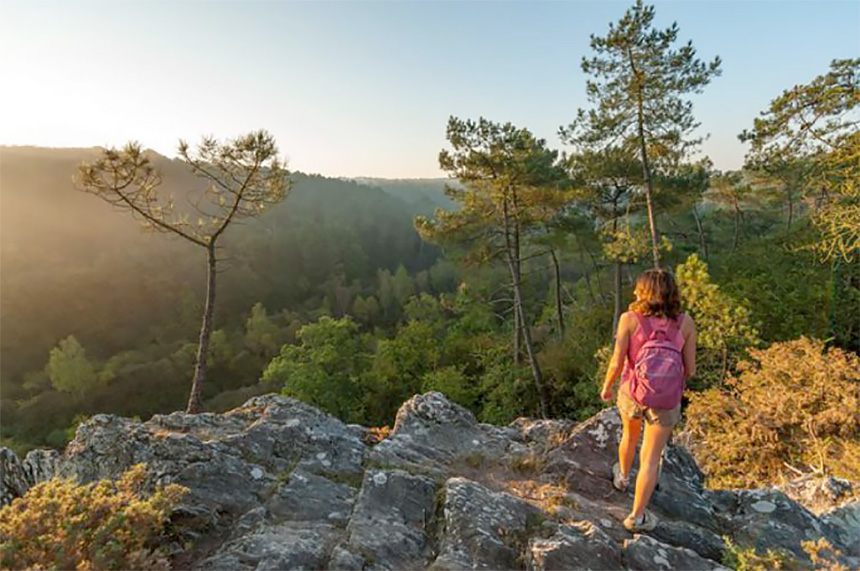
left=600, top=383, right=614, bottom=403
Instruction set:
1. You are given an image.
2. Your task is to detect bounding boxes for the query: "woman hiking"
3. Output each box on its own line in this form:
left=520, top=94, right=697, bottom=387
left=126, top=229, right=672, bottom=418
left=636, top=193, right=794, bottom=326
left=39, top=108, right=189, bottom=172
left=600, top=268, right=697, bottom=533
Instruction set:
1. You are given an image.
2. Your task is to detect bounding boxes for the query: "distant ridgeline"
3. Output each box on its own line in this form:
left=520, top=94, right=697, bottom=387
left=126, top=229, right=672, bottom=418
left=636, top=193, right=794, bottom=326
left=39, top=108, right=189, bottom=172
left=0, top=146, right=453, bottom=448
left=350, top=177, right=457, bottom=213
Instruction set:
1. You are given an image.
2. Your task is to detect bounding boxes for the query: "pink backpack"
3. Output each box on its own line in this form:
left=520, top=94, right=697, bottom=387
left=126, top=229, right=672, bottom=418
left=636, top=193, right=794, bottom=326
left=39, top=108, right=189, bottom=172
left=630, top=313, right=686, bottom=410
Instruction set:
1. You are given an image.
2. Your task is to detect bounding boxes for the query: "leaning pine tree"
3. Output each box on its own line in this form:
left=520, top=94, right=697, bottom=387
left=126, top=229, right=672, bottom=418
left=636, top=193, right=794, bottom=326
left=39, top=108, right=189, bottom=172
left=76, top=131, right=291, bottom=413
left=562, top=0, right=721, bottom=268
left=416, top=117, right=569, bottom=418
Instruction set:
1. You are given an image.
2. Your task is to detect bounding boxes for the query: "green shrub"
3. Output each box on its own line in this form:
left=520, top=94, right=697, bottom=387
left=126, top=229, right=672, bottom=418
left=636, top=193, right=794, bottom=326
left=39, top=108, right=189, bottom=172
left=722, top=536, right=800, bottom=571
left=421, top=366, right=478, bottom=410
left=676, top=253, right=760, bottom=388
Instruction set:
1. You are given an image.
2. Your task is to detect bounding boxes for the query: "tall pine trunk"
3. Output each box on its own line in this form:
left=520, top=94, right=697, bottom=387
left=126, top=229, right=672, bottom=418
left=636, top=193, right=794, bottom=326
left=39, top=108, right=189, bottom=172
left=692, top=206, right=709, bottom=261
left=509, top=254, right=548, bottom=419
left=550, top=249, right=565, bottom=336
left=629, top=48, right=661, bottom=269
left=504, top=196, right=548, bottom=418
left=187, top=243, right=217, bottom=414
left=612, top=261, right=623, bottom=335
left=513, top=300, right=521, bottom=365
left=637, top=116, right=660, bottom=269
left=732, top=200, right=741, bottom=251
left=611, top=210, right=623, bottom=334
left=576, top=244, right=597, bottom=305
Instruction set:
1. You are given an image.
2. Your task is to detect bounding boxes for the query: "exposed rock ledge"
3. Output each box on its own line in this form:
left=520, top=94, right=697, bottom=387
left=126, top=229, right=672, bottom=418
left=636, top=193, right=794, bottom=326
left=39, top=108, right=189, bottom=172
left=2, top=392, right=857, bottom=570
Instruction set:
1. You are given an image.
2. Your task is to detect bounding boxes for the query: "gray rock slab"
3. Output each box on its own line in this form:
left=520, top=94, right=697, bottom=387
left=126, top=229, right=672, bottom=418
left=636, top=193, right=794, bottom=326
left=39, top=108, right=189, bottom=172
left=431, top=476, right=544, bottom=570
left=623, top=534, right=730, bottom=571
left=344, top=468, right=439, bottom=570
left=197, top=521, right=343, bottom=571
left=528, top=520, right=623, bottom=570
left=266, top=468, right=357, bottom=526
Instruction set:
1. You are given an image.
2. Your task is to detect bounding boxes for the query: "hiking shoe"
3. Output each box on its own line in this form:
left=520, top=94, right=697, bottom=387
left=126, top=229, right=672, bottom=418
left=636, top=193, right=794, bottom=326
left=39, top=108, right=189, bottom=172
left=612, top=462, right=629, bottom=492
left=623, top=510, right=658, bottom=532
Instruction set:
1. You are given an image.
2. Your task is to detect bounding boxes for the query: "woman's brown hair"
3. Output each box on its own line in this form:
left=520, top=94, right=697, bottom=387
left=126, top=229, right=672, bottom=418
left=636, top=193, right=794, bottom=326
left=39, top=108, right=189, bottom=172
left=628, top=269, right=682, bottom=319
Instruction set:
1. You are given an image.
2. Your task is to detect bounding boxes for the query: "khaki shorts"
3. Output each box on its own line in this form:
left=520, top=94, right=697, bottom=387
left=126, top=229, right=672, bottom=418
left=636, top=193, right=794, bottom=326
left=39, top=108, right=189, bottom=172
left=617, top=390, right=681, bottom=428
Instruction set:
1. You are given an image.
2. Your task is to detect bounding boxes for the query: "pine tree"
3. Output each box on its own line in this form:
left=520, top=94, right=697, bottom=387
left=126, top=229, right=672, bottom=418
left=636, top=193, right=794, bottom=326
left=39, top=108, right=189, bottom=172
left=740, top=58, right=860, bottom=261
left=562, top=0, right=721, bottom=268
left=76, top=131, right=291, bottom=413
left=416, top=117, right=568, bottom=417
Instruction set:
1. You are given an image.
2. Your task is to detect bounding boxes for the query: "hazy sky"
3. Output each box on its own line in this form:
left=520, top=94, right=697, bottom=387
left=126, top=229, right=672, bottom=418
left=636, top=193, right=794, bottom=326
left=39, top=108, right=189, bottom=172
left=1, top=1, right=857, bottom=178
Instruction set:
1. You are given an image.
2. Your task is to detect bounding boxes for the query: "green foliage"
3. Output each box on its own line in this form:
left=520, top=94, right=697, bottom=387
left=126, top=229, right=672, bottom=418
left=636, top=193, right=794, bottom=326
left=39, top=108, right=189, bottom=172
left=603, top=225, right=673, bottom=264
left=741, top=58, right=860, bottom=261
left=565, top=0, right=721, bottom=162
left=478, top=355, right=534, bottom=425
left=538, top=302, right=613, bottom=420
left=244, top=302, right=281, bottom=358
left=0, top=464, right=187, bottom=571
left=75, top=131, right=293, bottom=413
left=263, top=316, right=369, bottom=424
left=418, top=116, right=569, bottom=263
left=418, top=116, right=571, bottom=417
left=706, top=171, right=752, bottom=250
left=421, top=366, right=478, bottom=410
left=392, top=265, right=416, bottom=307
left=2, top=152, right=446, bottom=448
left=352, top=295, right=382, bottom=325
left=810, top=132, right=860, bottom=262
left=676, top=253, right=759, bottom=387
left=741, top=58, right=858, bottom=169
left=45, top=335, right=105, bottom=397
left=711, top=234, right=859, bottom=350
left=722, top=536, right=800, bottom=571
left=365, top=320, right=442, bottom=423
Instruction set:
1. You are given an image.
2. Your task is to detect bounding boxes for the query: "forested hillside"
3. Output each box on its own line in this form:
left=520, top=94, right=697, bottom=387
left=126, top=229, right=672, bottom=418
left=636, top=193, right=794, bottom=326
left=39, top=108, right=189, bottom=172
left=0, top=147, right=451, bottom=448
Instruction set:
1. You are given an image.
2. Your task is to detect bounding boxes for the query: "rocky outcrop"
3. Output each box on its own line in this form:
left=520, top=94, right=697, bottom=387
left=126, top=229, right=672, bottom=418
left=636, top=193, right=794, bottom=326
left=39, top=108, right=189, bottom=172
left=1, top=447, right=59, bottom=506
left=2, top=392, right=857, bottom=570
left=778, top=474, right=857, bottom=514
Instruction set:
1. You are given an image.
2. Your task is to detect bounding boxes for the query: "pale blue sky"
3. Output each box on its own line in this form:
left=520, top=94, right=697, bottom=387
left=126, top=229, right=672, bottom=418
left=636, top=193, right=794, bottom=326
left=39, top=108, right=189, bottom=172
left=1, top=0, right=857, bottom=177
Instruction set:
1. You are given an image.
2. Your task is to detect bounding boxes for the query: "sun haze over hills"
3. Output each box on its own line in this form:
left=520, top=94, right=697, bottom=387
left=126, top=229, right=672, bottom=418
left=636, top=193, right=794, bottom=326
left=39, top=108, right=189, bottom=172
left=0, top=1, right=858, bottom=178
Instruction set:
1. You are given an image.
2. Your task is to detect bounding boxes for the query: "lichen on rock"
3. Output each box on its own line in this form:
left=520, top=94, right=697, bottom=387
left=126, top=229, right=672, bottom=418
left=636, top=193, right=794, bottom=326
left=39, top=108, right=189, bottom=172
left=1, top=391, right=857, bottom=570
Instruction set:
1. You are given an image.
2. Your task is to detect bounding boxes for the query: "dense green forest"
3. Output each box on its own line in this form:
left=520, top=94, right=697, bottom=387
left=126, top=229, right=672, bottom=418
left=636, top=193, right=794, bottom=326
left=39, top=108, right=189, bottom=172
left=1, top=2, right=857, bottom=491
left=0, top=146, right=454, bottom=448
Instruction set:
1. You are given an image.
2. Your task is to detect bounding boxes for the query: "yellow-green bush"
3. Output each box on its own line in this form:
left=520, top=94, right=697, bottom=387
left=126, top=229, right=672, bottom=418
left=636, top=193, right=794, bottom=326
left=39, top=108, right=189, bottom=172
left=721, top=537, right=848, bottom=571
left=676, top=253, right=760, bottom=388
left=0, top=464, right=187, bottom=570
left=684, top=338, right=860, bottom=488
left=722, top=536, right=799, bottom=571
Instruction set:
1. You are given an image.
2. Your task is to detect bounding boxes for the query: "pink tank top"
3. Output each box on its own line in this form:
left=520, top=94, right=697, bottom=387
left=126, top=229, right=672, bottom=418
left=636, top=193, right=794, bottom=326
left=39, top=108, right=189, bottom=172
left=620, top=311, right=685, bottom=394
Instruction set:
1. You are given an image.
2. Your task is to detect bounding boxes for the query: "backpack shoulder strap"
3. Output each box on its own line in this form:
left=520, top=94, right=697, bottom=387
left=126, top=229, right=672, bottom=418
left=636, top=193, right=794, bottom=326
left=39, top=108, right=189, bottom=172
left=632, top=311, right=652, bottom=338
left=671, top=314, right=686, bottom=348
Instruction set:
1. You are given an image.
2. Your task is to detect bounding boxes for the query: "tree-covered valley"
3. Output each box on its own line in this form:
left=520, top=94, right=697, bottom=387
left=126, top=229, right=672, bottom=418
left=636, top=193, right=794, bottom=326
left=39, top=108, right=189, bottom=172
left=1, top=146, right=453, bottom=447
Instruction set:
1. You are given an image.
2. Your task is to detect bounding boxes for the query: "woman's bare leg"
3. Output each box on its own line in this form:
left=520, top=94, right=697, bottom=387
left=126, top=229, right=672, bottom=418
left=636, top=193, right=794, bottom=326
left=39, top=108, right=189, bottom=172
left=619, top=414, right=642, bottom=479
left=630, top=421, right=673, bottom=519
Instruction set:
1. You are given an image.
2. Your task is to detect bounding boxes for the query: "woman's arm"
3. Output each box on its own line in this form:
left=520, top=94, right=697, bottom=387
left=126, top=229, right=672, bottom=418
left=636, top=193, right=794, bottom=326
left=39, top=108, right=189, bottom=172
left=600, top=313, right=631, bottom=402
left=682, top=316, right=697, bottom=379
